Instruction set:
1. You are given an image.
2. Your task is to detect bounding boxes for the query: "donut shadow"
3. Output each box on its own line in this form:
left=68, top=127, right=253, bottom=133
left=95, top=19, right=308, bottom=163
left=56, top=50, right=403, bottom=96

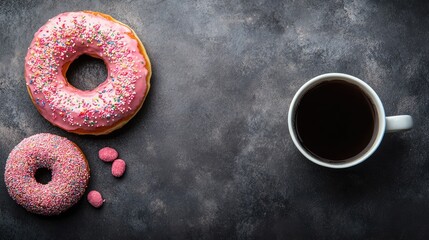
left=32, top=185, right=113, bottom=222
left=82, top=59, right=157, bottom=140
left=32, top=196, right=89, bottom=221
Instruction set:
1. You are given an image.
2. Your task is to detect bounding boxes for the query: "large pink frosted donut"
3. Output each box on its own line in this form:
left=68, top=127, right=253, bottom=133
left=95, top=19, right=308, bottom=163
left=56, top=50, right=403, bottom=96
left=4, top=133, right=90, bottom=215
left=25, top=11, right=152, bottom=135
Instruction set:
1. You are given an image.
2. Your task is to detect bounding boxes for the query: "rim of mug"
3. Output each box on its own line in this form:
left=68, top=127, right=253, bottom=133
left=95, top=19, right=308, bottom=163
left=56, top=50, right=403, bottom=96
left=288, top=73, right=386, bottom=168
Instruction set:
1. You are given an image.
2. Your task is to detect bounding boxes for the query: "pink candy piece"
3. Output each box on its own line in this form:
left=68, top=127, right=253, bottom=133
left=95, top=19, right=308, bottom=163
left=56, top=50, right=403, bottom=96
left=99, top=147, right=118, bottom=162
left=87, top=190, right=104, bottom=208
left=112, top=159, right=126, bottom=177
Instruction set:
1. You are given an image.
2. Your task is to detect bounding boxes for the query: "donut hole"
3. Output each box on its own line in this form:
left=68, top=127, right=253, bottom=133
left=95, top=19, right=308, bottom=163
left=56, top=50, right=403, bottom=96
left=66, top=54, right=108, bottom=91
left=35, top=168, right=52, bottom=184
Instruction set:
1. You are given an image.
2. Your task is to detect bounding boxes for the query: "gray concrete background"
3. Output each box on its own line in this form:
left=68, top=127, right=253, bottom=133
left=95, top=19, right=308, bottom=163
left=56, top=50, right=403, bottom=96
left=0, top=0, right=428, bottom=239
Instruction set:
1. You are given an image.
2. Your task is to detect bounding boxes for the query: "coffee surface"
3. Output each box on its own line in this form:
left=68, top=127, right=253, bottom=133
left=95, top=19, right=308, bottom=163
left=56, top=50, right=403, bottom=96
left=295, top=80, right=376, bottom=161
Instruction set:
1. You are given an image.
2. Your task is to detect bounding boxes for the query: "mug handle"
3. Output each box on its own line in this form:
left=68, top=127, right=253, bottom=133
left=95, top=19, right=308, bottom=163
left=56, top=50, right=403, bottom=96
left=386, top=115, right=413, bottom=133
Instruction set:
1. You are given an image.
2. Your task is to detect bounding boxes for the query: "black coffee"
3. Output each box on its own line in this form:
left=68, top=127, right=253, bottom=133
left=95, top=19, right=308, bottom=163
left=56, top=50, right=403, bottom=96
left=294, top=80, right=377, bottom=161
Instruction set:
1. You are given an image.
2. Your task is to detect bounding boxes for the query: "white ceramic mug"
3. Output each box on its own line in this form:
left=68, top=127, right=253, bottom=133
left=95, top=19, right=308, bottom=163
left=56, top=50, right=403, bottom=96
left=288, top=73, right=413, bottom=168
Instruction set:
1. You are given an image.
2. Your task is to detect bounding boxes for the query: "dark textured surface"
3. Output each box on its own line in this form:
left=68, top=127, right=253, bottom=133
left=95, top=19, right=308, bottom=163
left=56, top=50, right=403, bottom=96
left=0, top=0, right=428, bottom=239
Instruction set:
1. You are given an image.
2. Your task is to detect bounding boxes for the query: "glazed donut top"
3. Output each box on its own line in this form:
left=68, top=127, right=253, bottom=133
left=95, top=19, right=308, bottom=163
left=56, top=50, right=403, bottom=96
left=25, top=11, right=150, bottom=134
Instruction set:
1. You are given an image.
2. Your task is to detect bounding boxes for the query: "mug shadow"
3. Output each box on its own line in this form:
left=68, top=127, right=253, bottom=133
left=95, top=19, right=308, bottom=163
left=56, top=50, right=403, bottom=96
left=302, top=134, right=409, bottom=199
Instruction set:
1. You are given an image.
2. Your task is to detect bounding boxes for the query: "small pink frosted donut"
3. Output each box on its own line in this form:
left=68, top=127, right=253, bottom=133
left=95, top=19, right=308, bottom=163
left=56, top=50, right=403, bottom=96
left=4, top=133, right=90, bottom=215
left=87, top=190, right=104, bottom=208
left=99, top=147, right=118, bottom=162
left=112, top=159, right=126, bottom=177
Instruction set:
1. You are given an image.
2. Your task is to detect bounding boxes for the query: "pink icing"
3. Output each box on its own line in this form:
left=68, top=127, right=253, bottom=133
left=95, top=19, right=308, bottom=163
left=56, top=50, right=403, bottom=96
left=4, top=133, right=90, bottom=215
left=87, top=190, right=104, bottom=208
left=25, top=12, right=149, bottom=134
left=99, top=147, right=118, bottom=162
left=112, top=159, right=126, bottom=177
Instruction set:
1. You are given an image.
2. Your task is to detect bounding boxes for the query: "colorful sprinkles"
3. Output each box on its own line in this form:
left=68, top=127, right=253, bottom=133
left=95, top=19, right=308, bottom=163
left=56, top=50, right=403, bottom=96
left=25, top=11, right=149, bottom=134
left=4, top=133, right=90, bottom=215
